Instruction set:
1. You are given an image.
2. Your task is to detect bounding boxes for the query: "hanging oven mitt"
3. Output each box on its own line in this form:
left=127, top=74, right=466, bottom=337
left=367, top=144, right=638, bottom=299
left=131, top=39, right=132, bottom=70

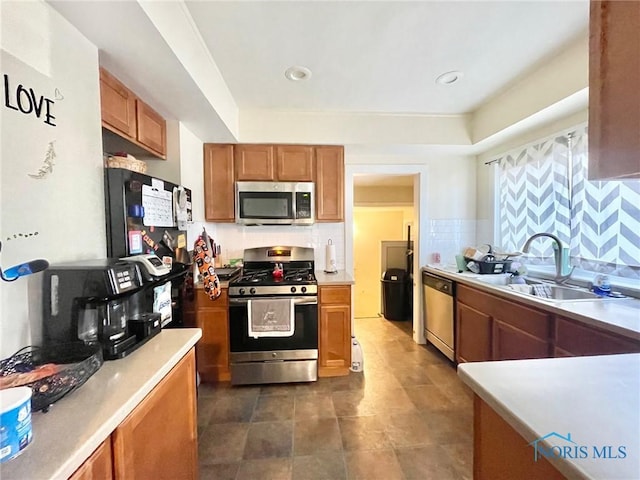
left=193, top=228, right=221, bottom=300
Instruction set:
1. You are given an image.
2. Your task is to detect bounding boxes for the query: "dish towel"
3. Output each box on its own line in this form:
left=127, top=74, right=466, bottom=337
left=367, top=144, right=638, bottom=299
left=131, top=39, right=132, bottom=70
left=531, top=284, right=552, bottom=298
left=248, top=298, right=295, bottom=338
left=508, top=284, right=532, bottom=294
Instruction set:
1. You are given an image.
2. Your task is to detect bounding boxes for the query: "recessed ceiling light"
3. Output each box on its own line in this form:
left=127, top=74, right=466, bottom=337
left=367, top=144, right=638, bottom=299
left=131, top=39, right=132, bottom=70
left=436, top=71, right=463, bottom=85
left=285, top=66, right=312, bottom=81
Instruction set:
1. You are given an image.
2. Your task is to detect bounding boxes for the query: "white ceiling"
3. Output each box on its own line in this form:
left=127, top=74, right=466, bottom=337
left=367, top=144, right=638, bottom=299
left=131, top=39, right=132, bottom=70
left=185, top=0, right=588, bottom=115
left=47, top=0, right=589, bottom=152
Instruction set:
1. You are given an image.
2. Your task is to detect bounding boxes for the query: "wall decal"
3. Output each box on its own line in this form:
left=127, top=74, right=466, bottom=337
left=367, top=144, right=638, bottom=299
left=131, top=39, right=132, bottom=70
left=54, top=88, right=64, bottom=100
left=4, top=231, right=40, bottom=242
left=3, top=74, right=56, bottom=126
left=28, top=141, right=56, bottom=179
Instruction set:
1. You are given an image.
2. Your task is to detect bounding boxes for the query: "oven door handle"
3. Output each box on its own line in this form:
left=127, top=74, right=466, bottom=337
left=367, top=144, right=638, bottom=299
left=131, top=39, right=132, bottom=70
left=229, top=296, right=317, bottom=306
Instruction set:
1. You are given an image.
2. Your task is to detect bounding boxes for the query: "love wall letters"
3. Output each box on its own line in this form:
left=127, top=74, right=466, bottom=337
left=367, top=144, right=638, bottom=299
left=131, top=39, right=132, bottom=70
left=3, top=74, right=56, bottom=126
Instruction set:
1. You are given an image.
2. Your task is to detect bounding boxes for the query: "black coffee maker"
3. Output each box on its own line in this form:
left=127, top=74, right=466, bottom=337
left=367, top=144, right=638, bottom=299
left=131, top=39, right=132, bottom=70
left=42, top=259, right=161, bottom=360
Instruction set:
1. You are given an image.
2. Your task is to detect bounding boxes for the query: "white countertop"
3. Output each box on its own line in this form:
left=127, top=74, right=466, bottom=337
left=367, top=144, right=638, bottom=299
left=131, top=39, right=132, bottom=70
left=315, top=270, right=354, bottom=285
left=458, top=354, right=640, bottom=480
left=0, top=328, right=202, bottom=480
left=423, top=265, right=640, bottom=340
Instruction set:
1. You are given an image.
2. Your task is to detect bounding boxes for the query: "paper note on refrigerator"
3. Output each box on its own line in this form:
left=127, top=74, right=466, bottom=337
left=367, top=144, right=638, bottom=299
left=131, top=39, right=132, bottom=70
left=142, top=185, right=174, bottom=227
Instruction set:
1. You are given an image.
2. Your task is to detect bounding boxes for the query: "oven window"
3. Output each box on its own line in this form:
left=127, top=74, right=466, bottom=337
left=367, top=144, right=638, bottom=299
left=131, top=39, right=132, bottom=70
left=239, top=192, right=293, bottom=219
left=229, top=303, right=318, bottom=352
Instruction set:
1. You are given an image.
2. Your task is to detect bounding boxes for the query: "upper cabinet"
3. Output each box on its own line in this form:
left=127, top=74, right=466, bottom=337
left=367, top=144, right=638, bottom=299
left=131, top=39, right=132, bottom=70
left=588, top=0, right=640, bottom=180
left=136, top=101, right=166, bottom=157
left=315, top=146, right=344, bottom=222
left=276, top=145, right=315, bottom=182
left=99, top=68, right=167, bottom=159
left=204, top=144, right=235, bottom=222
left=99, top=68, right=136, bottom=139
left=203, top=143, right=344, bottom=223
left=235, top=145, right=276, bottom=181
left=235, top=144, right=315, bottom=182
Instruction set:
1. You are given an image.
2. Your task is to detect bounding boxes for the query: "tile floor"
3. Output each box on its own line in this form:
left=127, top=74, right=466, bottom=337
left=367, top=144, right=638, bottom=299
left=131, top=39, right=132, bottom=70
left=197, top=316, right=474, bottom=479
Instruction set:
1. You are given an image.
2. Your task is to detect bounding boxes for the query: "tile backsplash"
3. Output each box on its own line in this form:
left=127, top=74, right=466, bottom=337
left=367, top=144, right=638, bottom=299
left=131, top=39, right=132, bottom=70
left=427, top=219, right=477, bottom=265
left=208, top=223, right=346, bottom=269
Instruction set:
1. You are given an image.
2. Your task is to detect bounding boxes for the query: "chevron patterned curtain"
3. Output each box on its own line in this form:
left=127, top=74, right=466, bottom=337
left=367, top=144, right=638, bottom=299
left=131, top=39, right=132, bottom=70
left=497, top=125, right=640, bottom=279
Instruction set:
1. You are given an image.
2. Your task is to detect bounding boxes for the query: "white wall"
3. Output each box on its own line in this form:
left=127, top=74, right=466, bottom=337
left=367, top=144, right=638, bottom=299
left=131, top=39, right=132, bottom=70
left=178, top=122, right=211, bottom=249
left=144, top=119, right=181, bottom=185
left=1, top=1, right=105, bottom=357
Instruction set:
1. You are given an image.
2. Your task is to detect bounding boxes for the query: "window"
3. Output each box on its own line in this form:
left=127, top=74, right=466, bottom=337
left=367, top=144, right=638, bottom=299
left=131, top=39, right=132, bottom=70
left=496, top=124, right=640, bottom=281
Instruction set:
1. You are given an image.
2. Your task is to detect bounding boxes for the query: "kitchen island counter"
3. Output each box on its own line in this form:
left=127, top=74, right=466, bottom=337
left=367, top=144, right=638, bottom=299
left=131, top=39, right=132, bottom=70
left=458, top=354, right=640, bottom=479
left=1, top=328, right=202, bottom=480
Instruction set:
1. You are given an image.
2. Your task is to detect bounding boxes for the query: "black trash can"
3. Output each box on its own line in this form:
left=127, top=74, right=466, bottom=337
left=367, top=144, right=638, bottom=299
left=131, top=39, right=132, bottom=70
left=381, top=268, right=408, bottom=321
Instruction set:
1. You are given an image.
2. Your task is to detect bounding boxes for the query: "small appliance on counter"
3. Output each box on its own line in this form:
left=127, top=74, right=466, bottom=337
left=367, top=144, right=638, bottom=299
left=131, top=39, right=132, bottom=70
left=119, top=253, right=188, bottom=328
left=42, top=259, right=163, bottom=360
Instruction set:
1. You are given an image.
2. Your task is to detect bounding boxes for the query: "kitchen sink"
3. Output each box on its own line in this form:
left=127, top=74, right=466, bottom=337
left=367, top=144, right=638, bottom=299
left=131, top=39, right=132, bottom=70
left=462, top=273, right=607, bottom=302
left=530, top=285, right=602, bottom=301
left=465, top=274, right=544, bottom=287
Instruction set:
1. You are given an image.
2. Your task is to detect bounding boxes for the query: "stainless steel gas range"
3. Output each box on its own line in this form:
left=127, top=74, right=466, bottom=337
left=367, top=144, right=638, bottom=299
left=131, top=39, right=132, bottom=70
left=228, top=246, right=318, bottom=385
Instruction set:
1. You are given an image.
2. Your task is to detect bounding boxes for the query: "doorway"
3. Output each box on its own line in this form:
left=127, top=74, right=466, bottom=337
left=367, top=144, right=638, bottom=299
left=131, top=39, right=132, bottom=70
left=353, top=206, right=411, bottom=318
left=345, top=164, right=429, bottom=345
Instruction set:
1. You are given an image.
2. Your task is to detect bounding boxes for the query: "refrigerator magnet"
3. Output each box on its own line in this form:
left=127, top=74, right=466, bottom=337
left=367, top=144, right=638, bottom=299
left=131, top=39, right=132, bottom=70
left=129, top=231, right=143, bottom=254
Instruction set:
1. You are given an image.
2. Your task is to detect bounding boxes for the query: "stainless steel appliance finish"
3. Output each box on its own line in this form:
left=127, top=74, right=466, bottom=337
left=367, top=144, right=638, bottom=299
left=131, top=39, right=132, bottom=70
left=235, top=182, right=314, bottom=225
left=42, top=259, right=160, bottom=360
left=228, top=246, right=319, bottom=385
left=422, top=270, right=455, bottom=361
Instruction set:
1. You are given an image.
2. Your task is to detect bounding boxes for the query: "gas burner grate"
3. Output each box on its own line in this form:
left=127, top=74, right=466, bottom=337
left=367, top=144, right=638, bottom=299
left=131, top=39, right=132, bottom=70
left=283, top=268, right=315, bottom=282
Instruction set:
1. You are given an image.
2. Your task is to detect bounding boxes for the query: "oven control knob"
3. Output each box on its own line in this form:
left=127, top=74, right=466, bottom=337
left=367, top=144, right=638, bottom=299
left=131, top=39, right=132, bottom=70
left=301, top=286, right=307, bottom=293
left=239, top=288, right=245, bottom=296
left=290, top=286, right=296, bottom=293
left=249, top=287, right=256, bottom=295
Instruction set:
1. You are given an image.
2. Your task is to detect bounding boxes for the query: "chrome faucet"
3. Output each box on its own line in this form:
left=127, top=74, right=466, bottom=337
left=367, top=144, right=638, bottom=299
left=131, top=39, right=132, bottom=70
left=522, top=233, right=574, bottom=284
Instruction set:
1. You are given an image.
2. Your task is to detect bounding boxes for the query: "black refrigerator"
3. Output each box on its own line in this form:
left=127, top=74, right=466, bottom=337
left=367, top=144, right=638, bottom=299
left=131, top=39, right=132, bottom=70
left=104, top=167, right=193, bottom=327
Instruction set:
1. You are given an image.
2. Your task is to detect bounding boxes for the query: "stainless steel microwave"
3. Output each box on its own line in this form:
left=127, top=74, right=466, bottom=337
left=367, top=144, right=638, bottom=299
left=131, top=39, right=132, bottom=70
left=235, top=181, right=315, bottom=225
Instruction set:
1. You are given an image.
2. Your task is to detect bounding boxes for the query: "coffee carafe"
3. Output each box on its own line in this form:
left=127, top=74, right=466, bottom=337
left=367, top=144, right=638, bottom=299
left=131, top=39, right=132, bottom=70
left=42, top=259, right=159, bottom=360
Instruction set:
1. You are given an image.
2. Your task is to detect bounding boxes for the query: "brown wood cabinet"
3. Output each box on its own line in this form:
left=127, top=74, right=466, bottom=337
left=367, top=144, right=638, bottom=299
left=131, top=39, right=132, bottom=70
left=193, top=288, right=231, bottom=382
left=588, top=0, right=640, bottom=180
left=492, top=320, right=551, bottom=361
left=112, top=349, right=198, bottom=480
left=68, top=440, right=113, bottom=480
left=276, top=145, right=315, bottom=181
left=203, top=143, right=344, bottom=223
left=456, top=300, right=492, bottom=363
left=235, top=145, right=276, bottom=180
left=491, top=299, right=552, bottom=361
left=315, top=146, right=345, bottom=222
left=474, top=396, right=566, bottom=480
left=234, top=144, right=316, bottom=182
left=456, top=283, right=639, bottom=365
left=99, top=68, right=167, bottom=159
left=99, top=68, right=136, bottom=139
left=318, top=285, right=351, bottom=377
left=457, top=283, right=552, bottom=363
left=204, top=144, right=235, bottom=222
left=136, top=101, right=166, bottom=156
left=555, top=316, right=640, bottom=357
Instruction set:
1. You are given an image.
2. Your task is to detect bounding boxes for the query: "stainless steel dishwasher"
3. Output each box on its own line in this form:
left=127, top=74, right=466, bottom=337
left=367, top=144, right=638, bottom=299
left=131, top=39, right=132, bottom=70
left=422, top=270, right=455, bottom=361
